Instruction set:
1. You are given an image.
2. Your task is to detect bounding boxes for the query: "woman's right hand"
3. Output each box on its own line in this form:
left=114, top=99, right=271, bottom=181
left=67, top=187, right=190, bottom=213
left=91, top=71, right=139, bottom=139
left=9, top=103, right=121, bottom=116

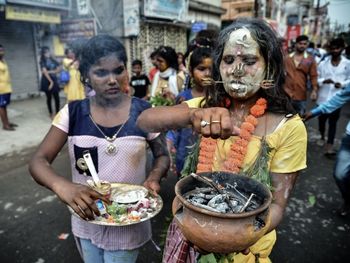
left=189, top=107, right=240, bottom=139
left=54, top=181, right=109, bottom=220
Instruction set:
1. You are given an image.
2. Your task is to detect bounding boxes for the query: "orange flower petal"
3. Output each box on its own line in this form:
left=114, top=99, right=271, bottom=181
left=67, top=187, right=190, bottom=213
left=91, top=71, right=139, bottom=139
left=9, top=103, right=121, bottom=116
left=250, top=105, right=266, bottom=117
left=245, top=115, right=258, bottom=126
left=236, top=138, right=249, bottom=147
left=239, top=129, right=252, bottom=140
left=256, top=98, right=267, bottom=106
left=241, top=122, right=255, bottom=133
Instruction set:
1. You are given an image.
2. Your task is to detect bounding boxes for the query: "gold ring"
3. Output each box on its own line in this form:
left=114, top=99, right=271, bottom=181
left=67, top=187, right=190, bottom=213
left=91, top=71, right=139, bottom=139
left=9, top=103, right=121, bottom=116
left=211, top=120, right=221, bottom=124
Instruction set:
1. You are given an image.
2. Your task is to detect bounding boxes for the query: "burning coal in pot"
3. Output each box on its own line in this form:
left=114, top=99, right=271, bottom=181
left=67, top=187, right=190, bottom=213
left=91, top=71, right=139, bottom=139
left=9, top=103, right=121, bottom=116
left=185, top=173, right=262, bottom=215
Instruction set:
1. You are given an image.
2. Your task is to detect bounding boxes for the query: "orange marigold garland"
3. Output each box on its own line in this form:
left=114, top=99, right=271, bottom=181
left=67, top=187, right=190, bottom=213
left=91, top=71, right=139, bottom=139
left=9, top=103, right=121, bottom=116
left=196, top=137, right=217, bottom=173
left=195, top=98, right=268, bottom=174
left=223, top=97, right=267, bottom=172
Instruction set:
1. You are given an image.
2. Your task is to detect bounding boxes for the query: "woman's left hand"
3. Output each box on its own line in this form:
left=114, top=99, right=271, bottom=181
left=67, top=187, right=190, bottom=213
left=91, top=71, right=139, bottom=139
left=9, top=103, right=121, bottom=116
left=143, top=179, right=161, bottom=196
left=190, top=107, right=240, bottom=139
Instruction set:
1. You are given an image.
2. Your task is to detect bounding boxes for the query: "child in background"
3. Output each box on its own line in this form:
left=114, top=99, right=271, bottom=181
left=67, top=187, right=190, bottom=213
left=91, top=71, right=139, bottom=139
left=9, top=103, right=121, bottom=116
left=130, top=59, right=150, bottom=100
left=167, top=47, right=213, bottom=176
left=63, top=48, right=85, bottom=102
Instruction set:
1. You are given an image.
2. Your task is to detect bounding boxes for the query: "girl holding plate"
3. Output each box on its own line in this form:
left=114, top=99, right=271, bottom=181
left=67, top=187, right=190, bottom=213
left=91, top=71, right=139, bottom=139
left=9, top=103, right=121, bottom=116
left=29, top=35, right=170, bottom=263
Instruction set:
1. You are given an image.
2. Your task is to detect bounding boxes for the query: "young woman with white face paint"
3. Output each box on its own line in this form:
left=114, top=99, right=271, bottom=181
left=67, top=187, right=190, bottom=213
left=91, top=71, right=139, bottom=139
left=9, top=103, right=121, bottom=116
left=137, top=18, right=307, bottom=263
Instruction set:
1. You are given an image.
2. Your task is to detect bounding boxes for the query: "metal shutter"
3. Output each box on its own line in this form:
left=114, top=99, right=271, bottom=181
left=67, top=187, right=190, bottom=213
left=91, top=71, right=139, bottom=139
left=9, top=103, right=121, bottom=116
left=0, top=16, right=39, bottom=99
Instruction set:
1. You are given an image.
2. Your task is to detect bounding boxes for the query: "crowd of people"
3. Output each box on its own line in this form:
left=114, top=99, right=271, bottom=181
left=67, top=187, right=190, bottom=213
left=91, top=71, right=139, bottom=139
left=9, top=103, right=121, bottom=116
left=0, top=16, right=348, bottom=263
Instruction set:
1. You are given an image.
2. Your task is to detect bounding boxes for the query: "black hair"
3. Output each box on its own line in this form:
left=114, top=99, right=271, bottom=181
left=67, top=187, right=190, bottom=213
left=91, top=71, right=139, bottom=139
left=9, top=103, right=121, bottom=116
left=196, top=29, right=219, bottom=43
left=189, top=47, right=212, bottom=74
left=177, top=52, right=185, bottom=63
left=39, top=46, right=50, bottom=64
left=150, top=50, right=158, bottom=59
left=78, top=35, right=127, bottom=84
left=207, top=17, right=294, bottom=114
left=308, top=42, right=315, bottom=49
left=132, top=59, right=142, bottom=67
left=329, top=38, right=345, bottom=49
left=184, top=32, right=216, bottom=62
left=156, top=46, right=179, bottom=71
left=64, top=47, right=73, bottom=56
left=0, top=44, right=3, bottom=48
left=296, top=35, right=309, bottom=43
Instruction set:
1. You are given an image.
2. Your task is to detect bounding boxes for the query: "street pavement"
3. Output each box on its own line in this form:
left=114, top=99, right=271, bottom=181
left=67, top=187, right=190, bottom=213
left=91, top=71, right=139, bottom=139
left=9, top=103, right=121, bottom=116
left=0, top=95, right=349, bottom=263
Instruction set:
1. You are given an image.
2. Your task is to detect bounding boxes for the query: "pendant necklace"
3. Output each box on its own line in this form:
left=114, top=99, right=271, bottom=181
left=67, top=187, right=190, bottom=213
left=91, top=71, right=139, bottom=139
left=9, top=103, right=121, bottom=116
left=89, top=114, right=129, bottom=156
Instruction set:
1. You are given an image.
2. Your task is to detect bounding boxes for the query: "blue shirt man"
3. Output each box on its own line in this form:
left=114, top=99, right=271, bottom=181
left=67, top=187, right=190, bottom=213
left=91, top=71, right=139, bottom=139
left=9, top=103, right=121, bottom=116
left=307, top=84, right=350, bottom=216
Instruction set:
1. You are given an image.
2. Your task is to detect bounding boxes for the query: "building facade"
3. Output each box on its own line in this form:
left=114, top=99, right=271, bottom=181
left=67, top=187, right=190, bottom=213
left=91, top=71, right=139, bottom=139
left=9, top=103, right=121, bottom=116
left=0, top=0, right=225, bottom=99
left=0, top=0, right=70, bottom=99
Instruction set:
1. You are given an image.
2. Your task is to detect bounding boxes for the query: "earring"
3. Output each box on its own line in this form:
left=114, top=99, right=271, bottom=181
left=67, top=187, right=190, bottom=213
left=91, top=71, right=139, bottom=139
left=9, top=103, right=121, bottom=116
left=260, top=80, right=275, bottom=89
left=260, top=62, right=274, bottom=89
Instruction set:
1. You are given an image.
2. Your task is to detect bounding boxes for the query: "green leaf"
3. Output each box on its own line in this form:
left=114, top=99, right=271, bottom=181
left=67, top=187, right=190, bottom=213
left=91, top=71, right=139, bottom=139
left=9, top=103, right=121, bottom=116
left=150, top=94, right=175, bottom=106
left=180, top=138, right=200, bottom=177
left=308, top=195, right=316, bottom=206
left=245, top=137, right=273, bottom=189
left=198, top=253, right=219, bottom=263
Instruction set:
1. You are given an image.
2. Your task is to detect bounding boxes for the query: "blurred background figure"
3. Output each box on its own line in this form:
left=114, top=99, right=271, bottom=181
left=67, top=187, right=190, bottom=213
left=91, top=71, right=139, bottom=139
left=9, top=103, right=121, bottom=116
left=0, top=44, right=16, bottom=131
left=148, top=50, right=159, bottom=83
left=345, top=45, right=350, bottom=60
left=177, top=52, right=187, bottom=74
left=150, top=46, right=184, bottom=101
left=63, top=48, right=85, bottom=102
left=316, top=38, right=350, bottom=155
left=166, top=46, right=213, bottom=176
left=39, top=46, right=61, bottom=119
left=307, top=42, right=320, bottom=59
left=284, top=35, right=318, bottom=115
left=315, top=43, right=328, bottom=64
left=304, top=84, right=350, bottom=217
left=130, top=59, right=150, bottom=100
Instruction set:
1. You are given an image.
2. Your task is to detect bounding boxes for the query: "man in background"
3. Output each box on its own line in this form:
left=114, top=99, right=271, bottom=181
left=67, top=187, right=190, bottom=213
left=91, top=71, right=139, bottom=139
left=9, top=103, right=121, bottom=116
left=304, top=84, right=350, bottom=217
left=284, top=35, right=318, bottom=115
left=316, top=38, right=350, bottom=155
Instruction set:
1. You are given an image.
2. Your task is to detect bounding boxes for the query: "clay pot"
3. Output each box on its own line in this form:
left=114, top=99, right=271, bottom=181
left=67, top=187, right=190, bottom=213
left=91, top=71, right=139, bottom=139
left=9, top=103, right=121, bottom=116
left=173, top=172, right=272, bottom=254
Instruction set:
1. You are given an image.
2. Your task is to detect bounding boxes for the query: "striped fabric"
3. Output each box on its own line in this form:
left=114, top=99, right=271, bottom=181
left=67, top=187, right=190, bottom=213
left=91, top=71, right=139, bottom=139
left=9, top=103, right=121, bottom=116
left=162, top=220, right=198, bottom=263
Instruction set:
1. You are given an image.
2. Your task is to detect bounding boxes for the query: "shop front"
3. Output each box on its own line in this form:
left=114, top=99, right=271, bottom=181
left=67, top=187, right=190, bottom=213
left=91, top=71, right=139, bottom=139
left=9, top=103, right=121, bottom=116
left=0, top=0, right=68, bottom=99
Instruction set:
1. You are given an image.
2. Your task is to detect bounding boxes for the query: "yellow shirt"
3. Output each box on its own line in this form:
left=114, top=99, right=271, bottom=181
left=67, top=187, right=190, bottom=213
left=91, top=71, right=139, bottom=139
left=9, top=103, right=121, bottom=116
left=186, top=97, right=307, bottom=263
left=0, top=60, right=12, bottom=94
left=186, top=97, right=307, bottom=173
left=62, top=58, right=85, bottom=101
